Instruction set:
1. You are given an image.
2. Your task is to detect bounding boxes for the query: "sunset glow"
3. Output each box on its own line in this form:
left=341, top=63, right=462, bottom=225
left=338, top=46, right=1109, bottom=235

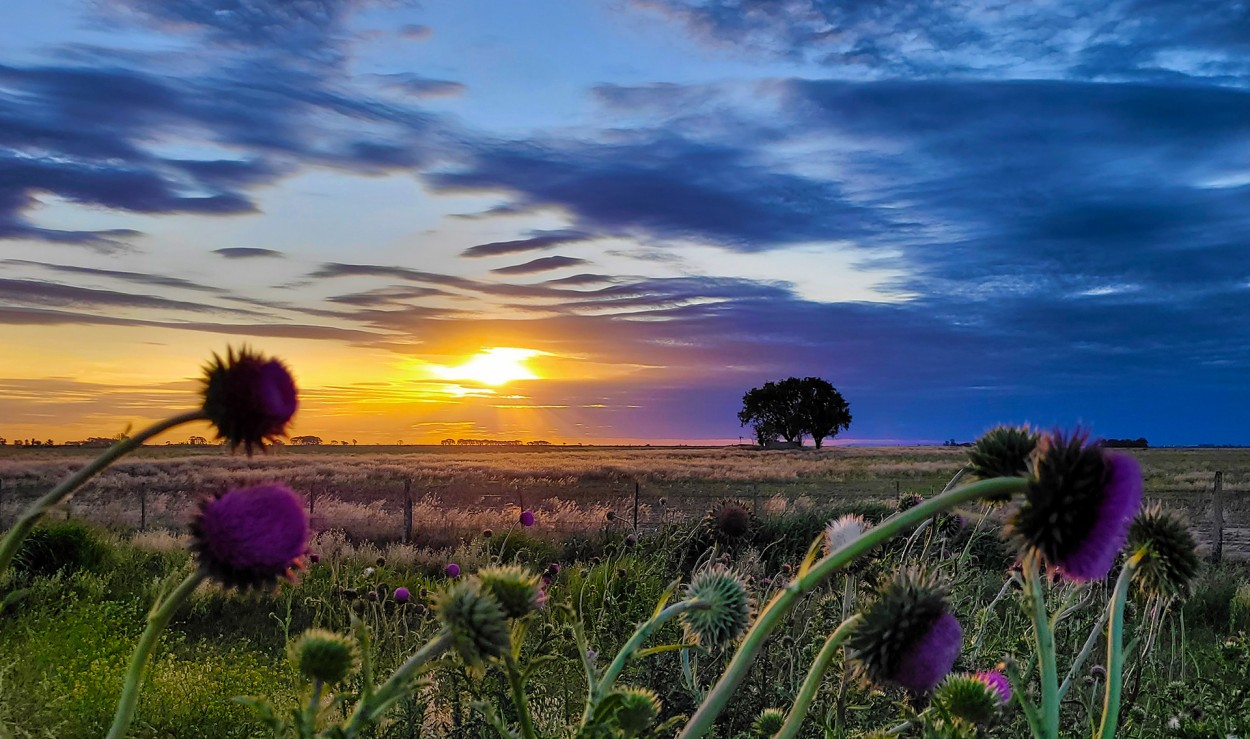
left=434, top=348, right=545, bottom=387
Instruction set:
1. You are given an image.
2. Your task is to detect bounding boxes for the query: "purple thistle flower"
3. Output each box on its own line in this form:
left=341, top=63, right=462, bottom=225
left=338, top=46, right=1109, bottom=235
left=201, top=347, right=298, bottom=454
left=1012, top=431, right=1143, bottom=581
left=393, top=587, right=411, bottom=603
left=445, top=562, right=461, bottom=578
left=974, top=671, right=1012, bottom=705
left=892, top=612, right=963, bottom=694
left=1057, top=452, right=1142, bottom=580
left=519, top=510, right=535, bottom=527
left=191, top=484, right=309, bottom=590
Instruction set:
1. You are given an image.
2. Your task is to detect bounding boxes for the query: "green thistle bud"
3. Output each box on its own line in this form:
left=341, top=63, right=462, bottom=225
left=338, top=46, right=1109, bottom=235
left=1128, top=503, right=1200, bottom=598
left=968, top=425, right=1039, bottom=485
left=288, top=629, right=359, bottom=685
left=680, top=565, right=753, bottom=647
left=477, top=564, right=542, bottom=618
left=435, top=579, right=510, bottom=667
left=848, top=568, right=962, bottom=694
left=612, top=686, right=662, bottom=737
left=751, top=708, right=786, bottom=737
left=934, top=673, right=1002, bottom=726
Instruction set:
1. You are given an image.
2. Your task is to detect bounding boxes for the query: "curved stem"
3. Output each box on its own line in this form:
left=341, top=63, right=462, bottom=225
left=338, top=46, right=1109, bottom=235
left=340, top=629, right=454, bottom=737
left=1059, top=602, right=1112, bottom=700
left=108, top=568, right=207, bottom=739
left=505, top=653, right=539, bottom=739
left=0, top=409, right=208, bottom=578
left=1025, top=553, right=1059, bottom=739
left=1096, top=552, right=1142, bottom=739
left=774, top=615, right=862, bottom=739
left=582, top=598, right=706, bottom=724
left=678, top=476, right=1027, bottom=739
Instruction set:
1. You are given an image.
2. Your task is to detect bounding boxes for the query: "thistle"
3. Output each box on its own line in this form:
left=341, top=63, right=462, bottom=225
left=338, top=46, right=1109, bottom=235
left=477, top=564, right=543, bottom=618
left=435, top=578, right=510, bottom=667
left=288, top=629, right=359, bottom=686
left=1009, top=430, right=1142, bottom=580
left=848, top=569, right=962, bottom=694
left=824, top=514, right=869, bottom=556
left=611, top=686, right=662, bottom=737
left=1127, top=503, right=1200, bottom=598
left=934, top=672, right=1009, bottom=726
left=190, top=484, right=309, bottom=591
left=751, top=708, right=785, bottom=737
left=680, top=565, right=753, bottom=647
left=393, top=587, right=410, bottom=603
left=968, top=425, right=1039, bottom=481
left=200, top=346, right=297, bottom=454
left=702, top=499, right=755, bottom=546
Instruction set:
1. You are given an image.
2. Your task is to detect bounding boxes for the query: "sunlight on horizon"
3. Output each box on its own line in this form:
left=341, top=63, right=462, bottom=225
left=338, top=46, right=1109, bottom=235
left=433, top=348, right=546, bottom=387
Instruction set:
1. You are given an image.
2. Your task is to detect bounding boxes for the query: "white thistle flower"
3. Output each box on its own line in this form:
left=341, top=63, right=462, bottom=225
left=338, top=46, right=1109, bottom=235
left=824, top=514, right=869, bottom=556
left=363, top=567, right=375, bottom=577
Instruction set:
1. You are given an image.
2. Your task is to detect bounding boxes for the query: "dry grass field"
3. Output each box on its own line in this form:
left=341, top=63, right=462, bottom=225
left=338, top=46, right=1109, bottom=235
left=1, top=444, right=1246, bottom=553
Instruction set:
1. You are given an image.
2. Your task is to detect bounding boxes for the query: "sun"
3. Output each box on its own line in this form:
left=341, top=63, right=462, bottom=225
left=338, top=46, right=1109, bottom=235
left=435, top=348, right=544, bottom=386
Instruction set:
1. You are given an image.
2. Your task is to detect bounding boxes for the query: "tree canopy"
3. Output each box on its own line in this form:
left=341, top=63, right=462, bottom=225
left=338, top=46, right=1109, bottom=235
left=737, top=377, right=852, bottom=449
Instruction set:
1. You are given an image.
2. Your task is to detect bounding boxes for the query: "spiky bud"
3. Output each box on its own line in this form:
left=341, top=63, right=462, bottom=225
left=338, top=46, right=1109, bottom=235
left=703, top=499, right=755, bottom=546
left=612, top=686, right=662, bottom=737
left=968, top=425, right=1039, bottom=484
left=680, top=565, right=753, bottom=647
left=934, top=672, right=1008, bottom=725
left=288, top=629, right=359, bottom=685
left=190, top=484, right=309, bottom=591
left=896, top=493, right=925, bottom=512
left=751, top=708, right=786, bottom=737
left=1127, top=503, right=1200, bottom=598
left=200, top=346, right=297, bottom=454
left=849, top=569, right=962, bottom=694
left=435, top=579, right=510, bottom=667
left=478, top=564, right=542, bottom=618
left=1010, top=431, right=1142, bottom=580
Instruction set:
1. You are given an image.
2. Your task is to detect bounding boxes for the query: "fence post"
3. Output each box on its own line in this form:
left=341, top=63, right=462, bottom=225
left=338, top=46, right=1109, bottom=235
left=1211, top=470, right=1225, bottom=563
left=632, top=481, right=640, bottom=531
left=403, top=478, right=413, bottom=544
left=140, top=488, right=147, bottom=531
left=308, top=485, right=316, bottom=517
left=752, top=483, right=760, bottom=515
left=0, top=479, right=4, bottom=528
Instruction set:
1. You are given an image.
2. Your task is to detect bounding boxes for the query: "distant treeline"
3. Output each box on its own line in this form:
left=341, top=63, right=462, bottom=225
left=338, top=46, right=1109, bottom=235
left=440, top=438, right=552, bottom=446
left=1101, top=438, right=1149, bottom=448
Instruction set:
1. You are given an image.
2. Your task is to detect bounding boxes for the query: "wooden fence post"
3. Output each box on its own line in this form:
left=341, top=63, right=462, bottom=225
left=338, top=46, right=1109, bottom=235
left=1211, top=470, right=1225, bottom=563
left=403, top=478, right=413, bottom=544
left=308, top=485, right=316, bottom=517
left=632, top=481, right=640, bottom=531
left=0, top=479, right=5, bottom=527
left=752, top=483, right=760, bottom=515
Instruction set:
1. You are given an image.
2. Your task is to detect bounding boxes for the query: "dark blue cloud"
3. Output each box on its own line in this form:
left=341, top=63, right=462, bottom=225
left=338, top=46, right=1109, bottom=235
left=461, top=229, right=595, bottom=258
left=636, top=0, right=1250, bottom=82
left=213, top=247, right=284, bottom=259
left=490, top=256, right=589, bottom=275
left=426, top=133, right=879, bottom=250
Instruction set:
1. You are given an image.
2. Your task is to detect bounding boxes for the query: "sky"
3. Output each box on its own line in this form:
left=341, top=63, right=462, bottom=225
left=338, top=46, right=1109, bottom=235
left=2, top=0, right=1250, bottom=446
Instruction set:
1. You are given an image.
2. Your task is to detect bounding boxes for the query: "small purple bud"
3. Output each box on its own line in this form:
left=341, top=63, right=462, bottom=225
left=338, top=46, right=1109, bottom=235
left=445, top=563, right=461, bottom=578
left=393, top=587, right=410, bottom=603
left=519, top=510, right=535, bottom=527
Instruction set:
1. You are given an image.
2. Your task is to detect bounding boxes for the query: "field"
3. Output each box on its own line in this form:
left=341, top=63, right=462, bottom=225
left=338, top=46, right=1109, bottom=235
left=1, top=445, right=1249, bottom=738
left=1, top=445, right=1247, bottom=554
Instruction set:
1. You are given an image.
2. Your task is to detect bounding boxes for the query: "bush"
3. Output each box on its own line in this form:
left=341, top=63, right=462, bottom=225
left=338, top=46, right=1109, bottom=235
left=1231, top=583, right=1250, bottom=633
left=12, top=521, right=110, bottom=580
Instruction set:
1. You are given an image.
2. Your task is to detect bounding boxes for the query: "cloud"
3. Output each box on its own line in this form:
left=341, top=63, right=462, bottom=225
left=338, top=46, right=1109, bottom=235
left=398, top=23, right=433, bottom=40
left=0, top=278, right=256, bottom=315
left=634, top=0, right=1250, bottom=82
left=426, top=132, right=880, bottom=251
left=376, top=73, right=466, bottom=98
left=1, top=260, right=225, bottom=293
left=490, top=256, right=589, bottom=275
left=460, top=229, right=595, bottom=258
left=213, top=247, right=285, bottom=259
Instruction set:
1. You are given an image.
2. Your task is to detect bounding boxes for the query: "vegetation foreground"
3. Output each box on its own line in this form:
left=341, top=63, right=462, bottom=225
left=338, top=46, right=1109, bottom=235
left=2, top=348, right=1249, bottom=738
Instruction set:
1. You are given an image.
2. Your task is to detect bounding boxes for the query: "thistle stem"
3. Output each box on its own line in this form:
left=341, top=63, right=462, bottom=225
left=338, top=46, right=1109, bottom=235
left=774, top=615, right=862, bottom=739
left=341, top=629, right=455, bottom=737
left=107, top=567, right=207, bottom=739
left=0, top=409, right=208, bottom=578
left=1025, top=553, right=1060, bottom=739
left=505, top=653, right=539, bottom=739
left=1096, top=551, right=1142, bottom=739
left=582, top=598, right=706, bottom=724
left=1059, top=600, right=1112, bottom=700
left=677, top=476, right=1027, bottom=739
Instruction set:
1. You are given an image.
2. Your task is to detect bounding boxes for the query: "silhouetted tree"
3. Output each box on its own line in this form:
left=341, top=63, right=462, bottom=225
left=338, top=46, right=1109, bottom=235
left=738, top=377, right=852, bottom=448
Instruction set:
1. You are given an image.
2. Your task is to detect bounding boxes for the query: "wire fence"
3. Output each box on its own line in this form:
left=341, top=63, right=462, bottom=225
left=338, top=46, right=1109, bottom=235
left=0, top=472, right=1244, bottom=558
